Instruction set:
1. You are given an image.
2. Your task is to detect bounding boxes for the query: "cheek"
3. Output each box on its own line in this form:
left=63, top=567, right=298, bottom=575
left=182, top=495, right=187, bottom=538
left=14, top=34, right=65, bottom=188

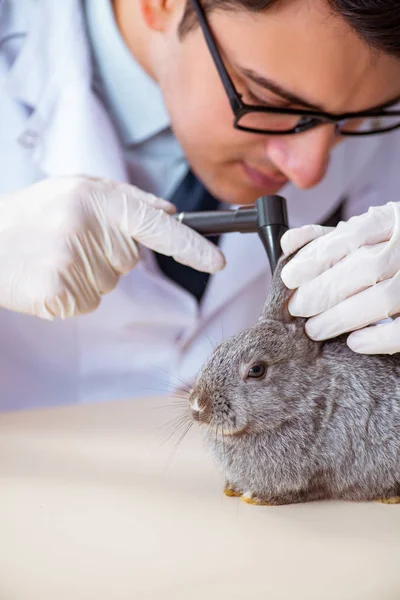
left=160, top=37, right=235, bottom=152
left=166, top=80, right=230, bottom=152
left=156, top=34, right=261, bottom=202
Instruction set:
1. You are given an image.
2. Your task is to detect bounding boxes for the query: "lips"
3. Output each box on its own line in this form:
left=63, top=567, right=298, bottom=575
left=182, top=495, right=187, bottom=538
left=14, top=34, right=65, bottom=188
left=242, top=161, right=288, bottom=191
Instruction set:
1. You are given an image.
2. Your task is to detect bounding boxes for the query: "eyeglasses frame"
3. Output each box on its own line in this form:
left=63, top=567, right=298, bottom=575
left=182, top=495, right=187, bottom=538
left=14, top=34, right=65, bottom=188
left=190, top=0, right=400, bottom=136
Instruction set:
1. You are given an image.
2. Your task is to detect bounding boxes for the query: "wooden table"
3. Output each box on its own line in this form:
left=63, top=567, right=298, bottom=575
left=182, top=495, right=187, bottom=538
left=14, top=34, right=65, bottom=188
left=0, top=397, right=399, bottom=600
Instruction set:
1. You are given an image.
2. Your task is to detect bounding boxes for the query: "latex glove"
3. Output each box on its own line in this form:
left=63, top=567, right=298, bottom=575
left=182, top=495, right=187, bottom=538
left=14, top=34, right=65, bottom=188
left=280, top=202, right=400, bottom=355
left=0, top=176, right=225, bottom=319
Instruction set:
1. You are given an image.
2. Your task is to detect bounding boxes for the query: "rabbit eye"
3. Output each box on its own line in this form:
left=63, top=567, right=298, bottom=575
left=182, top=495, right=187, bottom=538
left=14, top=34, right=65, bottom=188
left=247, top=363, right=266, bottom=379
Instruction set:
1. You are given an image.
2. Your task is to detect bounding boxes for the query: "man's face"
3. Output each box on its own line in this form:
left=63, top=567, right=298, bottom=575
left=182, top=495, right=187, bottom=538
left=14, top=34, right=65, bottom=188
left=150, top=0, right=400, bottom=205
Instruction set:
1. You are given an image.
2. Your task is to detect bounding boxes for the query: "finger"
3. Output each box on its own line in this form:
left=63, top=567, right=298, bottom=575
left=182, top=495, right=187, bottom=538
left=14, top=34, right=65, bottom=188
left=69, top=232, right=131, bottom=297
left=281, top=203, right=395, bottom=288
left=0, top=259, right=101, bottom=320
left=117, top=183, right=177, bottom=215
left=104, top=227, right=141, bottom=277
left=304, top=273, right=400, bottom=341
left=288, top=242, right=388, bottom=317
left=126, top=200, right=225, bottom=274
left=280, top=224, right=332, bottom=257
left=39, top=257, right=104, bottom=318
left=44, top=271, right=101, bottom=318
left=347, top=318, right=400, bottom=355
left=99, top=179, right=177, bottom=215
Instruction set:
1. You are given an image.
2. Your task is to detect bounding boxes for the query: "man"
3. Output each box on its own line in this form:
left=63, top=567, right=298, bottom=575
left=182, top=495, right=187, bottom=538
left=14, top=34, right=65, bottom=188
left=0, top=0, right=399, bottom=410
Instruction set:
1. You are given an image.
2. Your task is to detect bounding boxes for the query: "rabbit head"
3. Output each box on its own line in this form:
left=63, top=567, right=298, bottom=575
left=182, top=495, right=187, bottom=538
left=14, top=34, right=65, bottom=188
left=189, top=257, right=321, bottom=436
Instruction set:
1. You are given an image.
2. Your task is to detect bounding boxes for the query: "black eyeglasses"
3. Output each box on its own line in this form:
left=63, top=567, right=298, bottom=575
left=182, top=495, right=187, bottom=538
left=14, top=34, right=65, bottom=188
left=191, top=0, right=400, bottom=136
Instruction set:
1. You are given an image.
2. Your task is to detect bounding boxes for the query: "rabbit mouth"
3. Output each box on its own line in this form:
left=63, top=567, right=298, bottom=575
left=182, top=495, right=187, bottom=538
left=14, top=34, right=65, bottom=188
left=189, top=390, right=249, bottom=434
left=220, top=424, right=251, bottom=437
left=205, top=421, right=251, bottom=437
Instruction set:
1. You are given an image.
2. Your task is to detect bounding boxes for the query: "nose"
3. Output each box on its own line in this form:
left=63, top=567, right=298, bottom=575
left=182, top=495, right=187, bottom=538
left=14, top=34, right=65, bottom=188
left=267, top=124, right=341, bottom=190
left=189, top=390, right=212, bottom=424
left=189, top=391, right=206, bottom=413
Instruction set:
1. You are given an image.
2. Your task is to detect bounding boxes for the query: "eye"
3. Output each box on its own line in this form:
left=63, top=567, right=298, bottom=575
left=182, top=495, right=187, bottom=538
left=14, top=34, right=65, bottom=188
left=246, top=363, right=266, bottom=379
left=245, top=88, right=289, bottom=109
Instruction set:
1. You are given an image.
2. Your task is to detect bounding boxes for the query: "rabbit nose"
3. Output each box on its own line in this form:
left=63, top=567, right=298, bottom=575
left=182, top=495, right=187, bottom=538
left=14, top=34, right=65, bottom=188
left=189, top=391, right=213, bottom=425
left=189, top=392, right=206, bottom=413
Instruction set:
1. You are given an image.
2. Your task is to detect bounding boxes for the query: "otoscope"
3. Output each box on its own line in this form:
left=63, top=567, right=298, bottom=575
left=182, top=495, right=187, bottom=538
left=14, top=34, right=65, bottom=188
left=174, top=195, right=289, bottom=273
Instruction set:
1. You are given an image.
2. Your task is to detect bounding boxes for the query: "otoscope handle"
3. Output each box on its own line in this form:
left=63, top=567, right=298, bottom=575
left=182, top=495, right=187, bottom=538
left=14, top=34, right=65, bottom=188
left=174, top=207, right=258, bottom=235
left=256, top=195, right=289, bottom=272
left=258, top=225, right=288, bottom=272
left=173, top=194, right=289, bottom=273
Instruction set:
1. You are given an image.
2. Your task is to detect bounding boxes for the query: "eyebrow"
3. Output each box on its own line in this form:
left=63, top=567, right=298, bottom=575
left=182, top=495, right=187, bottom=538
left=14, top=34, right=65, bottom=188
left=238, top=66, right=324, bottom=111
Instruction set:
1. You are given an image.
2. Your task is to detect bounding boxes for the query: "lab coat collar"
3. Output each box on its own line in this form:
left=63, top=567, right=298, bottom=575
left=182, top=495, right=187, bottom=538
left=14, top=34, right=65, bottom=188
left=5, top=0, right=129, bottom=182
left=6, top=0, right=91, bottom=109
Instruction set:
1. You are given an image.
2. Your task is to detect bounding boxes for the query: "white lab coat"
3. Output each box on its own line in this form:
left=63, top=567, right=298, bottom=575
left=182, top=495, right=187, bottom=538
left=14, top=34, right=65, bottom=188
left=1, top=0, right=400, bottom=411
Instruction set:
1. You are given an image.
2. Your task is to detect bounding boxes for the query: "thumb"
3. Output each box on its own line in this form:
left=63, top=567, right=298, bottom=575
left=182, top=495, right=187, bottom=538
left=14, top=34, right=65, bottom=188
left=281, top=224, right=333, bottom=256
left=347, top=317, right=400, bottom=355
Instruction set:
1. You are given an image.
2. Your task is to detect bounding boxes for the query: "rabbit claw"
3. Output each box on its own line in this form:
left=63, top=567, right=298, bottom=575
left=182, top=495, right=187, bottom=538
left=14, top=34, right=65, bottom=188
left=377, top=496, right=400, bottom=504
left=223, top=480, right=242, bottom=498
left=241, top=492, right=271, bottom=506
left=224, top=487, right=241, bottom=498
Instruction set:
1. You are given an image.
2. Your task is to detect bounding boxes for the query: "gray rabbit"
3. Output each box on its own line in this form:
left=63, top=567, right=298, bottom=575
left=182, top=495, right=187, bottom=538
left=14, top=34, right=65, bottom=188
left=188, top=255, right=400, bottom=506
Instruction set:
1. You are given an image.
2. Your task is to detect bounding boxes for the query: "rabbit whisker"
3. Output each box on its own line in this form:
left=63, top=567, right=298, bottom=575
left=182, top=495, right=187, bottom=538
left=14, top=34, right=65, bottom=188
left=153, top=401, right=189, bottom=412
left=150, top=412, right=192, bottom=447
left=155, top=367, right=193, bottom=394
left=161, top=420, right=194, bottom=479
left=202, top=332, right=218, bottom=350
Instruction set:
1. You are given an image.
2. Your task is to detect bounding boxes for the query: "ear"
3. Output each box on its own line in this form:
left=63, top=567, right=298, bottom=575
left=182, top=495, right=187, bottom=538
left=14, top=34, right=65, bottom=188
left=259, top=255, right=296, bottom=324
left=140, top=0, right=183, bottom=31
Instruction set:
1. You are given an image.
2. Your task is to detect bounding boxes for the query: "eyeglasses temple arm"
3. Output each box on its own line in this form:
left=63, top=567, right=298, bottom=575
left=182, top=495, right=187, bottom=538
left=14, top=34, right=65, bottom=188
left=190, top=0, right=243, bottom=110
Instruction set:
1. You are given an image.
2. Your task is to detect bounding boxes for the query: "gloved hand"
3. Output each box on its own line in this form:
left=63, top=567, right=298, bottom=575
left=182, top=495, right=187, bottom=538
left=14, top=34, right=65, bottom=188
left=0, top=176, right=225, bottom=319
left=280, top=202, right=400, bottom=355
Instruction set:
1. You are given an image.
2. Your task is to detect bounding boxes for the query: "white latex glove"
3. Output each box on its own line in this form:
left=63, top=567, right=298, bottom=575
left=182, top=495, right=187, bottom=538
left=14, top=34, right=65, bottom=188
left=280, top=202, right=400, bottom=355
left=0, top=176, right=225, bottom=319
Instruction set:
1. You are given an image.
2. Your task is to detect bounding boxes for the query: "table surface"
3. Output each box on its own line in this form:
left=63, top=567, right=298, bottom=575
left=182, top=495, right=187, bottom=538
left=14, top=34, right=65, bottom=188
left=0, top=396, right=399, bottom=600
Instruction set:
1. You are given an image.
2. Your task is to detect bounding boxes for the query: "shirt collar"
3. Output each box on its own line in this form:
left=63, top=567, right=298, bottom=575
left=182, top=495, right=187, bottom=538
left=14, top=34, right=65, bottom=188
left=84, top=0, right=171, bottom=146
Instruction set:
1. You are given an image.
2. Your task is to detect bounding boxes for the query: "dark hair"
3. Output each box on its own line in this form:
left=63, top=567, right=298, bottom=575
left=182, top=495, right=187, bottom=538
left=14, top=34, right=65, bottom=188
left=179, top=0, right=400, bottom=59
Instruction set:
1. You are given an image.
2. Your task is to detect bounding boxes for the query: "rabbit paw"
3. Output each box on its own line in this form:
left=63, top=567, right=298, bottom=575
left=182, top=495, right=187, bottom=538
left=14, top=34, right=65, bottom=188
left=241, top=492, right=272, bottom=506
left=377, top=496, right=400, bottom=504
left=241, top=490, right=310, bottom=506
left=224, top=487, right=241, bottom=498
left=223, top=481, right=242, bottom=497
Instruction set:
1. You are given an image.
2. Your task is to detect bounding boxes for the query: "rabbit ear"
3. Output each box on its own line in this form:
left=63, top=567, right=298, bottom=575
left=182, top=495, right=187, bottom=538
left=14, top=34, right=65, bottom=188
left=260, top=255, right=295, bottom=324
